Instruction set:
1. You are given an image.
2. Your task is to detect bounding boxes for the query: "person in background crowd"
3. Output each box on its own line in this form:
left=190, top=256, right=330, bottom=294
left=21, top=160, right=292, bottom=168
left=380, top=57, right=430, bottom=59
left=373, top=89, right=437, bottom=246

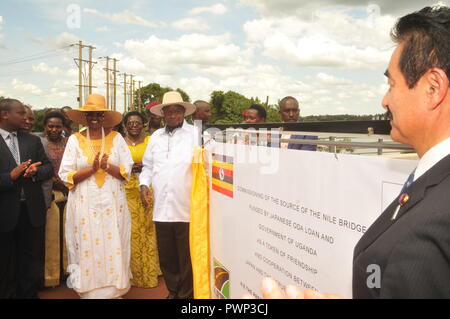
left=244, top=104, right=266, bottom=124
left=145, top=102, right=163, bottom=136
left=139, top=91, right=198, bottom=299
left=279, top=96, right=300, bottom=123
left=61, top=106, right=78, bottom=137
left=192, top=100, right=212, bottom=124
left=112, top=122, right=125, bottom=137
left=39, top=111, right=69, bottom=288
left=59, top=94, right=133, bottom=299
left=250, top=5, right=450, bottom=299
left=122, top=111, right=161, bottom=288
left=276, top=96, right=318, bottom=151
left=241, top=104, right=268, bottom=145
left=21, top=105, right=35, bottom=133
left=192, top=100, right=212, bottom=145
left=0, top=98, right=53, bottom=299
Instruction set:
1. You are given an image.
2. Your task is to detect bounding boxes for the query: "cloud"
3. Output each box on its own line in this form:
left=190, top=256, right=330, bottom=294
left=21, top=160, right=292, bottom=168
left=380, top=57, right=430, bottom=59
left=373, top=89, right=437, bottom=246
left=0, top=16, right=3, bottom=40
left=96, top=26, right=110, bottom=32
left=239, top=0, right=445, bottom=17
left=32, top=62, right=60, bottom=75
left=171, top=18, right=210, bottom=31
left=12, top=79, right=42, bottom=95
left=316, top=73, right=353, bottom=86
left=29, top=32, right=80, bottom=49
left=108, top=54, right=147, bottom=75
left=84, top=8, right=162, bottom=28
left=110, top=28, right=387, bottom=115
left=189, top=4, right=228, bottom=15
left=244, top=9, right=395, bottom=69
left=116, top=33, right=252, bottom=75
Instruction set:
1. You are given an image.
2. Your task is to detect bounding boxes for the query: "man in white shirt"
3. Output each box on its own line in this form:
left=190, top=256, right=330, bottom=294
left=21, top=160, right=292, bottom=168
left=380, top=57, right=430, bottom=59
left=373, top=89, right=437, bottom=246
left=139, top=91, right=197, bottom=299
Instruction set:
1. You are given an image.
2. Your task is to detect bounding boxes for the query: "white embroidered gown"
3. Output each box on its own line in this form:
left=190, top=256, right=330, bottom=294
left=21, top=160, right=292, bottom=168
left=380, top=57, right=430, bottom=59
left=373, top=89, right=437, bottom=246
left=59, top=131, right=134, bottom=299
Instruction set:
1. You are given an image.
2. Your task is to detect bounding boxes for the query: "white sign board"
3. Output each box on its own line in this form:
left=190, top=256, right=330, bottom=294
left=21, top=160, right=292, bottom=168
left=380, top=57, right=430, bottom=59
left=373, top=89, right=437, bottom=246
left=208, top=142, right=417, bottom=298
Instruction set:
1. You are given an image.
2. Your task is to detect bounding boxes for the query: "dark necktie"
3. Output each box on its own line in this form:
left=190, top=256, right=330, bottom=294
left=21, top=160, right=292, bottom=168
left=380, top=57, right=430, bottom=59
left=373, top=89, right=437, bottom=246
left=399, top=170, right=415, bottom=195
left=392, top=170, right=415, bottom=220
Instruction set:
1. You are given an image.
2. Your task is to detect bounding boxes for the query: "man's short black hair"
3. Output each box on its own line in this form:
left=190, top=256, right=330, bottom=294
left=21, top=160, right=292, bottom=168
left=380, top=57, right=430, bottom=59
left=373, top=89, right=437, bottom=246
left=279, top=96, right=299, bottom=109
left=249, top=104, right=267, bottom=119
left=194, top=100, right=209, bottom=106
left=392, top=5, right=450, bottom=88
left=43, top=111, right=66, bottom=126
left=0, top=98, right=22, bottom=113
left=61, top=106, right=72, bottom=112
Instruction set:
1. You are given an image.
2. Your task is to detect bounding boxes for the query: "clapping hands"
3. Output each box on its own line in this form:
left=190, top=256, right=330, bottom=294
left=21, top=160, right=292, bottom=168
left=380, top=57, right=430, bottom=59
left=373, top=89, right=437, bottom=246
left=93, top=153, right=109, bottom=172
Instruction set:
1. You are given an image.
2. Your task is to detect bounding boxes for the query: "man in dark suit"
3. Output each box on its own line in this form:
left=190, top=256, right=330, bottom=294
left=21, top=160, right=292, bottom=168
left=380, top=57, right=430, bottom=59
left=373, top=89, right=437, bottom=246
left=277, top=96, right=317, bottom=151
left=253, top=5, right=450, bottom=299
left=351, top=6, right=450, bottom=298
left=0, top=99, right=53, bottom=298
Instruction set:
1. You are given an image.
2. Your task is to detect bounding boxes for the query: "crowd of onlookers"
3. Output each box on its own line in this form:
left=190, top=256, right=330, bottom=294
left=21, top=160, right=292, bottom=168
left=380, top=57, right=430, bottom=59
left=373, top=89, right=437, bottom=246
left=0, top=94, right=314, bottom=299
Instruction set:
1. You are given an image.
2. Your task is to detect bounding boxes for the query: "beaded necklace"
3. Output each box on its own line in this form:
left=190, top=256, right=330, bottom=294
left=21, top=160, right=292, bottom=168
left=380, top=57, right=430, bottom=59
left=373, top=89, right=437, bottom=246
left=86, top=127, right=105, bottom=160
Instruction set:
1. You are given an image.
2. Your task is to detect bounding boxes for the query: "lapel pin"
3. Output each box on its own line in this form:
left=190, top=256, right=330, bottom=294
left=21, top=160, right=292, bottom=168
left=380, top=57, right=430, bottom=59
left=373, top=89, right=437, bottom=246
left=391, top=193, right=410, bottom=221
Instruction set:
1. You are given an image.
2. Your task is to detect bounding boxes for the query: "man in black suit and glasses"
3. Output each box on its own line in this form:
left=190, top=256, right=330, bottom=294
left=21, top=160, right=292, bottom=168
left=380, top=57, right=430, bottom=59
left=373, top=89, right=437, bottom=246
left=0, top=99, right=53, bottom=298
left=250, top=5, right=450, bottom=299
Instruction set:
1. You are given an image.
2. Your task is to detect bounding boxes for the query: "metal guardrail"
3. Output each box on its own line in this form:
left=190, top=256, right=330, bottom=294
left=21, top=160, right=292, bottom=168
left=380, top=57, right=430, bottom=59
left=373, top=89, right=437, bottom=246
left=214, top=135, right=412, bottom=150
left=205, top=120, right=415, bottom=155
left=206, top=120, right=392, bottom=135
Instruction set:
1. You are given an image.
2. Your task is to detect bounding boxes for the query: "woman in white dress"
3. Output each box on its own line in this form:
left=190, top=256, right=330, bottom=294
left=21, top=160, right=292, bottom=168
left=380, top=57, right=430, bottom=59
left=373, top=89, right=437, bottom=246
left=59, top=94, right=133, bottom=299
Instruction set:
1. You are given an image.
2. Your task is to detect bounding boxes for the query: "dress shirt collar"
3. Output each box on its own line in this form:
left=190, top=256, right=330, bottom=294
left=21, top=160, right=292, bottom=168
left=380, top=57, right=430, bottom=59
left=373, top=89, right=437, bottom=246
left=164, top=120, right=190, bottom=135
left=414, top=136, right=450, bottom=181
left=0, top=127, right=17, bottom=140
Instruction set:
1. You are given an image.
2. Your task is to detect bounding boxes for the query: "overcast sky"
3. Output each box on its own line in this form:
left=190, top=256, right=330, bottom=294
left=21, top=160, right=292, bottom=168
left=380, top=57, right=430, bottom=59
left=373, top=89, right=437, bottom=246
left=0, top=0, right=446, bottom=115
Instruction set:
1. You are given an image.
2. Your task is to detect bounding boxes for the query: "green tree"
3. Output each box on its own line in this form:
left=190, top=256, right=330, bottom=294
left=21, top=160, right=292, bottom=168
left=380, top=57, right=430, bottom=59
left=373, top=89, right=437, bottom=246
left=32, top=108, right=52, bottom=133
left=135, top=83, right=190, bottom=114
left=266, top=104, right=281, bottom=122
left=209, top=91, right=282, bottom=124
left=210, top=90, right=259, bottom=124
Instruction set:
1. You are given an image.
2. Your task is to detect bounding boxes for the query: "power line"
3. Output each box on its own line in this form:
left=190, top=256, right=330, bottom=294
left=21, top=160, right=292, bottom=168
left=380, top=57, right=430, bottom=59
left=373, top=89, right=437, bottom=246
left=0, top=46, right=73, bottom=66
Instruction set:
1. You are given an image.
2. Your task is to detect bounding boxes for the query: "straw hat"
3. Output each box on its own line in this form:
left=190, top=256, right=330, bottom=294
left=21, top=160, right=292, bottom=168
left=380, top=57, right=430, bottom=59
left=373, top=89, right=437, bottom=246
left=66, top=94, right=122, bottom=127
left=149, top=91, right=196, bottom=117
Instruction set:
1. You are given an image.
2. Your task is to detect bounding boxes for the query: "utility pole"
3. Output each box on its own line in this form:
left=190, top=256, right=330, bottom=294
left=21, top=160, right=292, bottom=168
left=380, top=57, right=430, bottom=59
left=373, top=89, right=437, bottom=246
left=88, top=46, right=94, bottom=95
left=113, top=58, right=118, bottom=111
left=137, top=80, right=142, bottom=113
left=123, top=73, right=127, bottom=113
left=103, top=57, right=119, bottom=110
left=132, top=79, right=136, bottom=111
left=71, top=41, right=96, bottom=106
left=129, top=75, right=134, bottom=111
left=77, top=41, right=82, bottom=107
left=105, top=57, right=110, bottom=109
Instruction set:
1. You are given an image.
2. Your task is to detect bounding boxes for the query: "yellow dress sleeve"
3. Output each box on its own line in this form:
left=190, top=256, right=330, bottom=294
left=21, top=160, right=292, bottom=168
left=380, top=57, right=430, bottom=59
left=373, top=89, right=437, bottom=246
left=66, top=171, right=77, bottom=190
left=119, top=166, right=129, bottom=181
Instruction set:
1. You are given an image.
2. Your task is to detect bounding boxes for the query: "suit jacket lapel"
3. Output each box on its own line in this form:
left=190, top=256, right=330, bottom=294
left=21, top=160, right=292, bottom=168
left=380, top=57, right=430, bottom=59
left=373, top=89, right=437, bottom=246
left=17, top=131, right=28, bottom=163
left=0, top=132, right=19, bottom=167
left=354, top=154, right=450, bottom=258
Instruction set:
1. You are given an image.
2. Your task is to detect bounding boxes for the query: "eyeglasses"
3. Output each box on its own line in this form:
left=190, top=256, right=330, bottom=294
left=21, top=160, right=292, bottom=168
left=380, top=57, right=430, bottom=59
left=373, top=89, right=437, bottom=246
left=126, top=121, right=143, bottom=127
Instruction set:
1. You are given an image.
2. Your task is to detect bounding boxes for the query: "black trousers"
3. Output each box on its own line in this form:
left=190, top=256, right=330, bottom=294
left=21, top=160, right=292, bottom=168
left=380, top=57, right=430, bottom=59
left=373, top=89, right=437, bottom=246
left=0, top=202, right=45, bottom=299
left=155, top=222, right=193, bottom=299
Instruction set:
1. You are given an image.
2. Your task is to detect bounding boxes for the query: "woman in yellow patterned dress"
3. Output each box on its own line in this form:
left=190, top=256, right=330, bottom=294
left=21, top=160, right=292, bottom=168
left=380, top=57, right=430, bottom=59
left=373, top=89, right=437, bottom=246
left=123, top=111, right=161, bottom=288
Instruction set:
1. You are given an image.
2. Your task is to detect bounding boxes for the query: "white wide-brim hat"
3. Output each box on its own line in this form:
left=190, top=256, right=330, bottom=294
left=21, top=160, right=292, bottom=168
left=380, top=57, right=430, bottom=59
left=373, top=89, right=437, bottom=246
left=149, top=91, right=196, bottom=117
